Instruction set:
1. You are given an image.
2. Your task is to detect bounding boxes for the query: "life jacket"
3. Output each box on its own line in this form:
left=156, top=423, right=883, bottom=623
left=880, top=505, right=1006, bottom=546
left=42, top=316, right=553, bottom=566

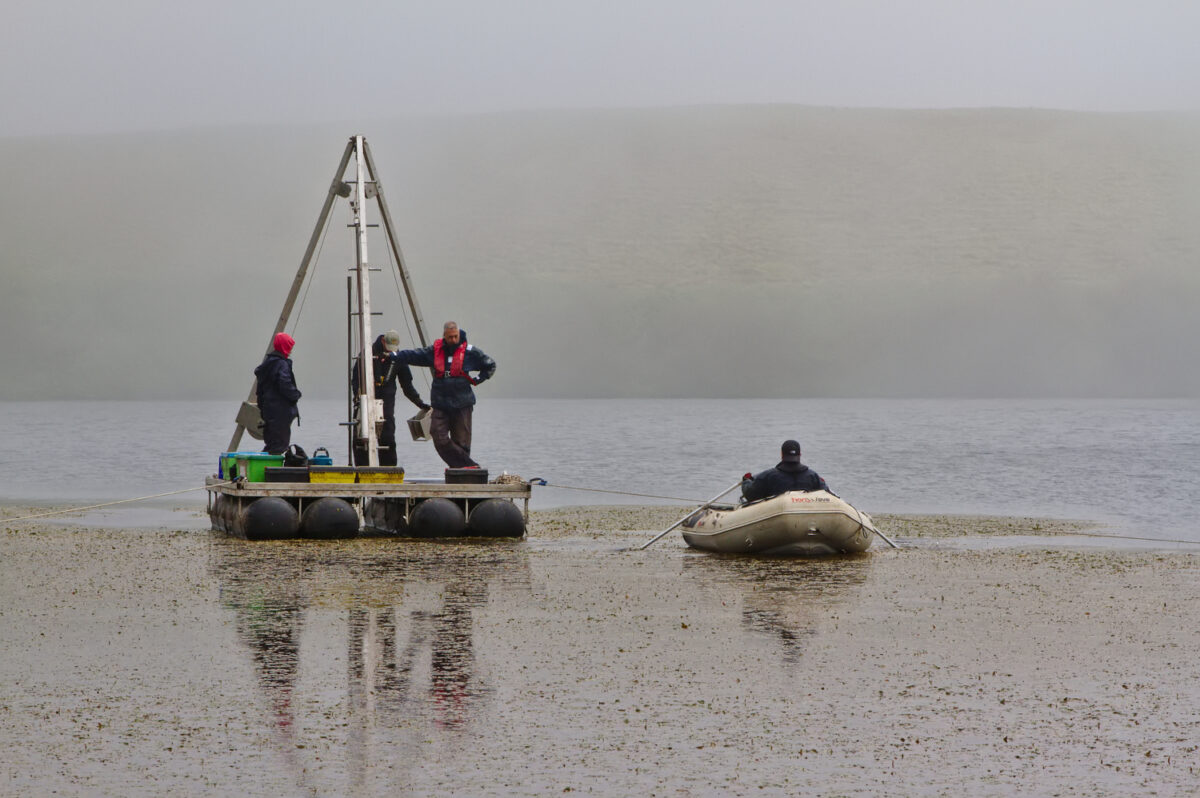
left=433, top=339, right=476, bottom=384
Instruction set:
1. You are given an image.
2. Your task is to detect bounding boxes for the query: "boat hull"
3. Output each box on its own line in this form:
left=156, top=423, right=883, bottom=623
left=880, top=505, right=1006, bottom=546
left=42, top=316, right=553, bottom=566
left=681, top=491, right=876, bottom=556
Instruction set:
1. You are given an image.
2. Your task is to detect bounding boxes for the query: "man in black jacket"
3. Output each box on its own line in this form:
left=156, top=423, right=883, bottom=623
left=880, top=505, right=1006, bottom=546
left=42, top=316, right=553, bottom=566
left=391, top=321, right=496, bottom=468
left=352, top=330, right=428, bottom=466
left=255, top=332, right=302, bottom=455
left=741, top=439, right=829, bottom=504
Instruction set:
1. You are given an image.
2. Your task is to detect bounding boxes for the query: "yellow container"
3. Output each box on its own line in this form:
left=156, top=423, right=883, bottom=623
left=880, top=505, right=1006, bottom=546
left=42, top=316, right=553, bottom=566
left=308, top=466, right=358, bottom=483
left=357, top=467, right=406, bottom=484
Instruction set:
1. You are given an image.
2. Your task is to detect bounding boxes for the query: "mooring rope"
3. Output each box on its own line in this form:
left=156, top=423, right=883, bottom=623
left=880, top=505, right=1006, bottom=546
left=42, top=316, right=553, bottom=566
left=529, top=479, right=708, bottom=504
left=533, top=480, right=1200, bottom=547
left=1028, top=529, right=1200, bottom=547
left=6, top=478, right=1199, bottom=549
left=2, top=483, right=233, bottom=524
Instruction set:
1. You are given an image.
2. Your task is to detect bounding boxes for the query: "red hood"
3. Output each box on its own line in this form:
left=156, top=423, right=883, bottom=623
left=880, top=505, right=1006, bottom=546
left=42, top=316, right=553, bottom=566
left=273, top=332, right=295, bottom=358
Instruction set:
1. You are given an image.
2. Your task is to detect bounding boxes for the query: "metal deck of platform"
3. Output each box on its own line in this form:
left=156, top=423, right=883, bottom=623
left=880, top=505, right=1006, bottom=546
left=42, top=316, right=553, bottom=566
left=204, top=475, right=532, bottom=521
left=205, top=475, right=531, bottom=500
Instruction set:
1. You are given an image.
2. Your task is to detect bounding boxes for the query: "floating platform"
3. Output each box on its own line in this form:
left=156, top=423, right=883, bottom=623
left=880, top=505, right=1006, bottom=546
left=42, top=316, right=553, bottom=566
left=208, top=136, right=531, bottom=543
left=205, top=474, right=531, bottom=541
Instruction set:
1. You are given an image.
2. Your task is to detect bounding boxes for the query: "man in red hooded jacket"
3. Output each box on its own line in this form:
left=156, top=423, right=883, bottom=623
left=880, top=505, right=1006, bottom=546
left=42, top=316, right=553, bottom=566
left=255, top=332, right=302, bottom=454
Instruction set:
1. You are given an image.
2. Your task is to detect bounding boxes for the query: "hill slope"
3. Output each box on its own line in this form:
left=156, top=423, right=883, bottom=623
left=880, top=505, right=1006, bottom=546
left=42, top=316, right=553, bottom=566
left=1, top=106, right=1197, bottom=399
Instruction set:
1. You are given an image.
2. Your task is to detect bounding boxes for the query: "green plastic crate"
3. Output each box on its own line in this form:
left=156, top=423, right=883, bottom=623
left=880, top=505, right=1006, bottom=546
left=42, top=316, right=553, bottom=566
left=219, top=451, right=258, bottom=479
left=235, top=452, right=285, bottom=482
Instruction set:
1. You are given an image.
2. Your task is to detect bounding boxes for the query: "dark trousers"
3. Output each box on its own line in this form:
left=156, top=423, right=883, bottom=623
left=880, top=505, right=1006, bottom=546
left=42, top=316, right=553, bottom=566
left=378, top=415, right=398, bottom=466
left=353, top=396, right=399, bottom=467
left=430, top=406, right=477, bottom=468
left=379, top=392, right=398, bottom=467
left=262, top=420, right=292, bottom=455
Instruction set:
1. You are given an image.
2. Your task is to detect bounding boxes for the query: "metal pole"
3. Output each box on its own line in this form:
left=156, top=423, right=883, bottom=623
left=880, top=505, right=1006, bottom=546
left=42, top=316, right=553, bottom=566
left=347, top=275, right=354, bottom=464
left=861, top=512, right=900, bottom=549
left=637, top=481, right=744, bottom=551
left=873, top=527, right=901, bottom=549
left=227, top=138, right=356, bottom=452
left=352, top=136, right=380, bottom=467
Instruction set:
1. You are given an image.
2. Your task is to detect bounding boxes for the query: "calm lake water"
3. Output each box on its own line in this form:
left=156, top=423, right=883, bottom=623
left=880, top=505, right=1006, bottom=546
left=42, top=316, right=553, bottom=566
left=1, top=398, right=1198, bottom=540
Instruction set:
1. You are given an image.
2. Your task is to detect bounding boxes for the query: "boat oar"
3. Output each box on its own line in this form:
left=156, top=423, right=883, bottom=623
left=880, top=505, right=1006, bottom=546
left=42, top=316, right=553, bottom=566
left=865, top=518, right=901, bottom=549
left=636, top=480, right=743, bottom=551
left=845, top=503, right=900, bottom=549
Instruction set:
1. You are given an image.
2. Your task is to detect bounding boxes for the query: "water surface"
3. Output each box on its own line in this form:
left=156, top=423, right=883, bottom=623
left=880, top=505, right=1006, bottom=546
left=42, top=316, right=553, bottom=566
left=2, top=398, right=1197, bottom=539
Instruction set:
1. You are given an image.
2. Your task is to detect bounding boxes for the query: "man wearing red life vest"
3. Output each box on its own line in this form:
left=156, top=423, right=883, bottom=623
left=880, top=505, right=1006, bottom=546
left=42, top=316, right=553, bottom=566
left=390, top=321, right=497, bottom=468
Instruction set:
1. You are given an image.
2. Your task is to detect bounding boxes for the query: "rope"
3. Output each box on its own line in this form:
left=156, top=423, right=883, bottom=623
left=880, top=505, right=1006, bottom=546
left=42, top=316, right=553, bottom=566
left=530, top=480, right=1200, bottom=547
left=1036, top=529, right=1200, bottom=547
left=384, top=240, right=430, bottom=392
left=2, top=483, right=233, bottom=524
left=290, top=207, right=334, bottom=333
left=530, top=480, right=708, bottom=504
left=9, top=477, right=1196, bottom=549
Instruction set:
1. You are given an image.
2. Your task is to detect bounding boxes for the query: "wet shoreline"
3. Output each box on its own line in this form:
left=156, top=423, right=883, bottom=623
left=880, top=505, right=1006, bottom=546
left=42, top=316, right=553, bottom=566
left=3, top=504, right=1199, bottom=795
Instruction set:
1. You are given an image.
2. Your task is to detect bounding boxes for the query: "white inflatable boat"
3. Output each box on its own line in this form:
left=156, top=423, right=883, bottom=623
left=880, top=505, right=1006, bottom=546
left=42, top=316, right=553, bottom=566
left=680, top=490, right=879, bottom=556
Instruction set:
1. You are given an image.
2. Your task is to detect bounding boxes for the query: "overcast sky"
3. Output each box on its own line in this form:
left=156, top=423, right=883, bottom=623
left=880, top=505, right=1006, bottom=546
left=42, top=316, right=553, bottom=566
left=3, top=0, right=1198, bottom=137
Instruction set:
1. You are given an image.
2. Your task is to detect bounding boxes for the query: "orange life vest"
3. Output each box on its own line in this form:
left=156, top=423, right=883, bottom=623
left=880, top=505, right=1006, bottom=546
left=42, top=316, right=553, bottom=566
left=433, top=339, right=475, bottom=384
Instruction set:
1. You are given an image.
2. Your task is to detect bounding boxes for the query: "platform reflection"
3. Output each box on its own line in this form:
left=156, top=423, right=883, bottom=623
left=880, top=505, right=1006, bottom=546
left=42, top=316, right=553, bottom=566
left=211, top=537, right=531, bottom=793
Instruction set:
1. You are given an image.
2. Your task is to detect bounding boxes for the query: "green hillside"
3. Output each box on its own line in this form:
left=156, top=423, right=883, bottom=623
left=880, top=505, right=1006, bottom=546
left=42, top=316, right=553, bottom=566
left=1, top=106, right=1197, bottom=398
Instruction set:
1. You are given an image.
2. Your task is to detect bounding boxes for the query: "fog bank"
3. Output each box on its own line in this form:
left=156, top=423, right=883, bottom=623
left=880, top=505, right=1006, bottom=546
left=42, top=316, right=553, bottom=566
left=1, top=106, right=1197, bottom=400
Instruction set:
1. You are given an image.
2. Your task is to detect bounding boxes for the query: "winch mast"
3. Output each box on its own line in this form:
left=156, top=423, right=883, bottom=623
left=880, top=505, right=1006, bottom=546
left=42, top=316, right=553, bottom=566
left=350, top=136, right=380, bottom=465
left=226, top=135, right=430, bottom=457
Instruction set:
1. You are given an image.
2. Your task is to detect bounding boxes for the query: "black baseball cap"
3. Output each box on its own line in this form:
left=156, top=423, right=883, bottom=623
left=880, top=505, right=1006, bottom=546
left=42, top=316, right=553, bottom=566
left=781, top=439, right=801, bottom=462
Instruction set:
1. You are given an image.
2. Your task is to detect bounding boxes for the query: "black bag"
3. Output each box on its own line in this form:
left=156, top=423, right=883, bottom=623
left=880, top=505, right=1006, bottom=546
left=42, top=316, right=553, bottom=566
left=283, top=444, right=308, bottom=467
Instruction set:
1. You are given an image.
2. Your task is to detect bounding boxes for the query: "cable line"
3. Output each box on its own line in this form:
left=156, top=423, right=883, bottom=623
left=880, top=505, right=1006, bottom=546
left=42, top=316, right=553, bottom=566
left=3, top=483, right=233, bottom=523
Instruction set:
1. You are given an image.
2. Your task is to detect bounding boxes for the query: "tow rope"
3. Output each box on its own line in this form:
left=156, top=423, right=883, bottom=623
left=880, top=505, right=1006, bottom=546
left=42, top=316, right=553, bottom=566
left=527, top=479, right=709, bottom=504
left=1033, top=529, right=1200, bottom=547
left=530, top=480, right=1200, bottom=547
left=2, top=483, right=233, bottom=524
left=6, top=480, right=1200, bottom=549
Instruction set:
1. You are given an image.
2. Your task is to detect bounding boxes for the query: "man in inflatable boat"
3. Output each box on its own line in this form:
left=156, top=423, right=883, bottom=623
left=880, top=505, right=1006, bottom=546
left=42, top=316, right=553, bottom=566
left=741, top=439, right=828, bottom=504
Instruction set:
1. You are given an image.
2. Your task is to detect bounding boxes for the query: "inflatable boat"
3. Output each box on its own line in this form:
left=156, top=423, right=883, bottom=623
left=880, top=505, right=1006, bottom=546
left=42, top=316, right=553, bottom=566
left=680, top=491, right=879, bottom=556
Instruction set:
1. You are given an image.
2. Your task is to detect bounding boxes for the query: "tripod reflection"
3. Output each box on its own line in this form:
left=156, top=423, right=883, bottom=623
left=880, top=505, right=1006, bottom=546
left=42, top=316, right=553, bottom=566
left=212, top=537, right=531, bottom=791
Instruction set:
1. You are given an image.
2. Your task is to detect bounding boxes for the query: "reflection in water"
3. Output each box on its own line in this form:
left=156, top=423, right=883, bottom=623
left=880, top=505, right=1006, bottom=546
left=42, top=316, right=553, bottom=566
left=211, top=538, right=530, bottom=791
left=430, top=582, right=485, bottom=729
left=682, top=553, right=871, bottom=663
left=346, top=577, right=488, bottom=733
left=225, top=583, right=313, bottom=794
left=235, top=595, right=304, bottom=731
